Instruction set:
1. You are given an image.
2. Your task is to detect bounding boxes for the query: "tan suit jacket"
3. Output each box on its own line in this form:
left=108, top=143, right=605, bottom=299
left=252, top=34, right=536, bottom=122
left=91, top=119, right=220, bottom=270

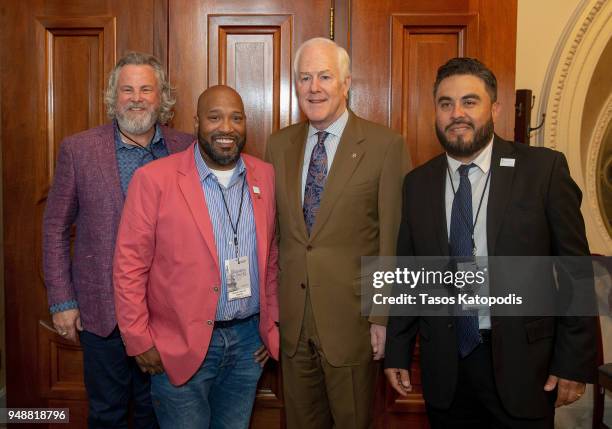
left=265, top=111, right=410, bottom=366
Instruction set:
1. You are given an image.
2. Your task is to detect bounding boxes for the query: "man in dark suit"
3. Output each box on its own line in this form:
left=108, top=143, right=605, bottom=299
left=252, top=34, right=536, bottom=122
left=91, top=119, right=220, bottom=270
left=43, top=52, right=193, bottom=428
left=265, top=37, right=410, bottom=428
left=384, top=57, right=597, bottom=428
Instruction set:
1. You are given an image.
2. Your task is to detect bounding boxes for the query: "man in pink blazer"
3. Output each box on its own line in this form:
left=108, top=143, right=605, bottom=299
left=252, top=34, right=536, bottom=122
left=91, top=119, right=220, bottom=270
left=113, top=85, right=279, bottom=429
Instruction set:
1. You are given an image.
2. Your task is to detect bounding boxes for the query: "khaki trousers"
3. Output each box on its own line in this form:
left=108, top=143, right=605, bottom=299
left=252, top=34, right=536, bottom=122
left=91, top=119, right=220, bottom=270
left=281, top=292, right=375, bottom=429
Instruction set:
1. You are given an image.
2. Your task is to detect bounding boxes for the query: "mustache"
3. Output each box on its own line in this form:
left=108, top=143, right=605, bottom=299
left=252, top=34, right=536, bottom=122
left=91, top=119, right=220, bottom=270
left=210, top=132, right=240, bottom=141
left=445, top=119, right=474, bottom=132
left=125, top=102, right=148, bottom=110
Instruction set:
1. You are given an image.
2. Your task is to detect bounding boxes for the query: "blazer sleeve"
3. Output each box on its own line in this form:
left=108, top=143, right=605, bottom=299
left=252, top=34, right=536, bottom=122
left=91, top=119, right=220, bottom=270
left=368, top=133, right=412, bottom=326
left=113, top=168, right=160, bottom=356
left=546, top=152, right=598, bottom=383
left=42, top=140, right=79, bottom=312
left=384, top=175, right=419, bottom=369
left=264, top=138, right=281, bottom=323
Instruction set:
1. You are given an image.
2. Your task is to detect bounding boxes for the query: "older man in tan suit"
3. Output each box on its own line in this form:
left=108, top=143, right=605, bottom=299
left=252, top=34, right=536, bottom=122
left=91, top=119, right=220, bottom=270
left=265, top=37, right=410, bottom=429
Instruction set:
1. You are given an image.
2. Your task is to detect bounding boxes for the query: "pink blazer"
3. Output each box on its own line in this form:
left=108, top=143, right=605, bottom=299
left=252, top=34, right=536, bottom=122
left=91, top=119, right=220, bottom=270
left=113, top=144, right=279, bottom=386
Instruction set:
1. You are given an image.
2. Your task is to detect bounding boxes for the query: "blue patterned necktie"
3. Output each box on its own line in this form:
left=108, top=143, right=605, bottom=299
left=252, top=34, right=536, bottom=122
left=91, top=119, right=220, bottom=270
left=303, top=131, right=329, bottom=235
left=450, top=163, right=481, bottom=358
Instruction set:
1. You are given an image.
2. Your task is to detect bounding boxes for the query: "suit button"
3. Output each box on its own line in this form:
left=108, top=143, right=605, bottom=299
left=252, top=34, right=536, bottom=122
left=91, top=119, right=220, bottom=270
left=306, top=245, right=312, bottom=251
left=213, top=286, right=219, bottom=292
left=447, top=323, right=453, bottom=328
left=300, top=283, right=306, bottom=289
left=207, top=320, right=213, bottom=326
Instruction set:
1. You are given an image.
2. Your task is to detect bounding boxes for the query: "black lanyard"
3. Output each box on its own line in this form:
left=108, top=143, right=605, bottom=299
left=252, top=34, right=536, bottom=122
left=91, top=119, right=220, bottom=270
left=217, top=175, right=247, bottom=259
left=447, top=163, right=491, bottom=255
left=117, top=126, right=158, bottom=160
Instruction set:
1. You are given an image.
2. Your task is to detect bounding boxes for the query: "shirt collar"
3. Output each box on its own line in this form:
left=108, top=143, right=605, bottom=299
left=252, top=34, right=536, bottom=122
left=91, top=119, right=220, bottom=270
left=194, top=143, right=245, bottom=184
left=114, top=121, right=164, bottom=150
left=446, top=135, right=494, bottom=175
left=307, top=108, right=349, bottom=139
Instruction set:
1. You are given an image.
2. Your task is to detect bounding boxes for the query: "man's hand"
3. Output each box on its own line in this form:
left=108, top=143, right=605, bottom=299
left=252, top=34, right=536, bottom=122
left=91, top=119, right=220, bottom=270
left=52, top=309, right=83, bottom=342
left=135, top=347, right=164, bottom=375
left=370, top=323, right=386, bottom=360
left=384, top=368, right=412, bottom=396
left=254, top=345, right=270, bottom=367
left=543, top=375, right=586, bottom=407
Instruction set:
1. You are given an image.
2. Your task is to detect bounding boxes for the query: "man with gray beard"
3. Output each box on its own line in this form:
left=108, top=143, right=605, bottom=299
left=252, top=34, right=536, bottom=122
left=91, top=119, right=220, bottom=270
left=43, top=52, right=192, bottom=428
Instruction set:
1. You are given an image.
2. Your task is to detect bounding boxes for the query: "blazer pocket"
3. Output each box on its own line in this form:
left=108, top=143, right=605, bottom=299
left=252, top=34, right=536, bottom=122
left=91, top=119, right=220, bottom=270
left=343, top=179, right=378, bottom=196
left=525, top=318, right=555, bottom=343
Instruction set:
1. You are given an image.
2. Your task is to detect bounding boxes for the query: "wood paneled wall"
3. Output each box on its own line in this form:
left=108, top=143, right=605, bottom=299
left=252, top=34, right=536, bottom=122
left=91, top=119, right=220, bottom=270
left=1, top=1, right=516, bottom=427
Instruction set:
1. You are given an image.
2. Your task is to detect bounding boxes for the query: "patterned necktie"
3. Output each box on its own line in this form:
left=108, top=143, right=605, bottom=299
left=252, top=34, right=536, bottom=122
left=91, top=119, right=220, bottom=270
left=303, top=131, right=329, bottom=235
left=450, top=163, right=481, bottom=358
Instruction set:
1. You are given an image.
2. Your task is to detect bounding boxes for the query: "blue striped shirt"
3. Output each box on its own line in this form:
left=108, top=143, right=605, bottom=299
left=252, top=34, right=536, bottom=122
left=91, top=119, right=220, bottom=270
left=194, top=145, right=259, bottom=321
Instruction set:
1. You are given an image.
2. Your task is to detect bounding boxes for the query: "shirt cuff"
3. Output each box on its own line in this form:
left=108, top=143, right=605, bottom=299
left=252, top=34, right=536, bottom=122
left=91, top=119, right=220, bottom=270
left=49, top=300, right=79, bottom=314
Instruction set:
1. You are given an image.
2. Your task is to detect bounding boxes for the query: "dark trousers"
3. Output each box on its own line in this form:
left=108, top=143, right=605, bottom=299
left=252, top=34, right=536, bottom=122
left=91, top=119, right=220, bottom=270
left=426, top=342, right=555, bottom=429
left=79, top=327, right=158, bottom=429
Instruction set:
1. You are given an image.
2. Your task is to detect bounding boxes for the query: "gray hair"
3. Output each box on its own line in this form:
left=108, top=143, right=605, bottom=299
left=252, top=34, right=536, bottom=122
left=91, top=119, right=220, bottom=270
left=104, top=52, right=176, bottom=124
left=293, top=37, right=351, bottom=81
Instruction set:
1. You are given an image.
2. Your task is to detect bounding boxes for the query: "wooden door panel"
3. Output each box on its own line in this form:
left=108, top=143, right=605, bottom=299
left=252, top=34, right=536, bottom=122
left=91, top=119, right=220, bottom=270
left=208, top=14, right=292, bottom=159
left=169, top=0, right=333, bottom=149
left=38, top=321, right=87, bottom=401
left=37, top=15, right=116, bottom=174
left=351, top=0, right=516, bottom=167
left=391, top=13, right=479, bottom=166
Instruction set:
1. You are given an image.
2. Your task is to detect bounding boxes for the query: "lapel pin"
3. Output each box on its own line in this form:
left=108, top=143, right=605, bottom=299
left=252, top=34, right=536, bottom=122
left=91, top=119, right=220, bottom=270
left=351, top=153, right=357, bottom=158
left=500, top=158, right=515, bottom=167
left=253, top=186, right=261, bottom=198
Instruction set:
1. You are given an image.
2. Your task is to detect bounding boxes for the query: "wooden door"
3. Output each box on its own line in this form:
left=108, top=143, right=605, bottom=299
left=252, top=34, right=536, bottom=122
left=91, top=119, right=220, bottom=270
left=349, top=1, right=517, bottom=427
left=350, top=0, right=517, bottom=168
left=0, top=1, right=167, bottom=427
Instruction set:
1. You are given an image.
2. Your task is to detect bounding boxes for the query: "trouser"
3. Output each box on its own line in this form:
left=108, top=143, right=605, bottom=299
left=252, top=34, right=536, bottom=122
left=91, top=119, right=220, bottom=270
left=150, top=314, right=264, bottom=429
left=79, top=327, right=157, bottom=429
left=426, top=338, right=555, bottom=429
left=282, top=293, right=375, bottom=429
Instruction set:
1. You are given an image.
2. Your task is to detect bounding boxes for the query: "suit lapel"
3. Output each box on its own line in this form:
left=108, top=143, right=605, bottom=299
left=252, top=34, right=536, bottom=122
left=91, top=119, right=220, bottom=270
left=486, top=136, right=517, bottom=255
left=94, top=125, right=124, bottom=209
left=243, top=156, right=269, bottom=283
left=309, top=112, right=365, bottom=240
left=177, top=148, right=220, bottom=269
left=430, top=156, right=450, bottom=256
left=284, top=123, right=309, bottom=239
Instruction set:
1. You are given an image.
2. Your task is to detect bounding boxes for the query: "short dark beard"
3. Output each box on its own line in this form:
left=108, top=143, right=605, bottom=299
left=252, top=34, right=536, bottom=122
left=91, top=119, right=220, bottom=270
left=198, top=132, right=246, bottom=167
left=436, top=117, right=494, bottom=158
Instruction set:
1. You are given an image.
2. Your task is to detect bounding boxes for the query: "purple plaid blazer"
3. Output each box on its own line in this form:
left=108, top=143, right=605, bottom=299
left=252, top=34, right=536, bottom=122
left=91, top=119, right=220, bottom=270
left=43, top=123, right=193, bottom=337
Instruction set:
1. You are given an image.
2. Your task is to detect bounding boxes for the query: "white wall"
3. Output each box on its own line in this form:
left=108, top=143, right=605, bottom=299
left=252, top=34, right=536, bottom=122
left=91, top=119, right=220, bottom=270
left=515, top=0, right=581, bottom=143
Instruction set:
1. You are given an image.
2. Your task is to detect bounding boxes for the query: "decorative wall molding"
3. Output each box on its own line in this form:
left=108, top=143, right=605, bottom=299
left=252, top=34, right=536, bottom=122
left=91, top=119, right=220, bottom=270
left=536, top=0, right=611, bottom=254
left=537, top=0, right=606, bottom=150
left=586, top=93, right=612, bottom=250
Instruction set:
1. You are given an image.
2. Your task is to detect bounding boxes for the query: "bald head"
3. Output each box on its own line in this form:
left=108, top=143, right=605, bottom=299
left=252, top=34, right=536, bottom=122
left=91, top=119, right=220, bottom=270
left=197, top=85, right=245, bottom=119
left=195, top=85, right=247, bottom=170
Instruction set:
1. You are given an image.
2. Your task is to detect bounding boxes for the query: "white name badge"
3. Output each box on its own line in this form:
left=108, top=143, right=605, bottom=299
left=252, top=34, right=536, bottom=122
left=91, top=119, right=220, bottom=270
left=225, top=256, right=251, bottom=301
left=500, top=157, right=515, bottom=167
